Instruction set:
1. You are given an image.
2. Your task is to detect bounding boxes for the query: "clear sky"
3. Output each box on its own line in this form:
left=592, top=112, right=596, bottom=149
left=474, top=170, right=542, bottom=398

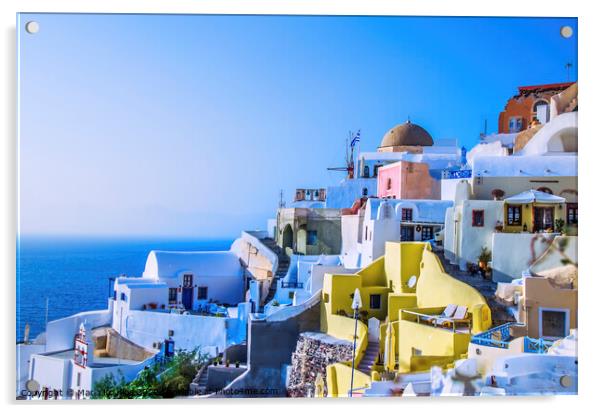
left=18, top=14, right=577, bottom=238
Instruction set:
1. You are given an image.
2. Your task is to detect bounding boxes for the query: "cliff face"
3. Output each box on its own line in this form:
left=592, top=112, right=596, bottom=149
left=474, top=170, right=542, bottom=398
left=287, top=332, right=353, bottom=397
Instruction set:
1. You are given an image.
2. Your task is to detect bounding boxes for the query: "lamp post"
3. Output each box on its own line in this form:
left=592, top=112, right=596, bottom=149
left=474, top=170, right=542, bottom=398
left=349, top=288, right=363, bottom=397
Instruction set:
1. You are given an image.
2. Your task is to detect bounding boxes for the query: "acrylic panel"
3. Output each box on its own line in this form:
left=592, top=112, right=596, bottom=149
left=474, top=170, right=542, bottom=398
left=16, top=13, right=578, bottom=399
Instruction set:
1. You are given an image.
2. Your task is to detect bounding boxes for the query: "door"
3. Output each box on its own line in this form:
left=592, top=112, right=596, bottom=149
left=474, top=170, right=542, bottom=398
left=182, top=274, right=193, bottom=310
left=534, top=207, right=554, bottom=232
left=400, top=225, right=414, bottom=241
left=368, top=318, right=380, bottom=343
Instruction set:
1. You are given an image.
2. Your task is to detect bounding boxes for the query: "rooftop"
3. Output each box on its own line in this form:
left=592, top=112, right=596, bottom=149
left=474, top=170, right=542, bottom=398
left=472, top=155, right=577, bottom=177
left=379, top=121, right=434, bottom=148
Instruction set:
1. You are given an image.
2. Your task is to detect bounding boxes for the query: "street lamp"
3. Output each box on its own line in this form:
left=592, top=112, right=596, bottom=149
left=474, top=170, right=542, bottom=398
left=349, top=288, right=363, bottom=397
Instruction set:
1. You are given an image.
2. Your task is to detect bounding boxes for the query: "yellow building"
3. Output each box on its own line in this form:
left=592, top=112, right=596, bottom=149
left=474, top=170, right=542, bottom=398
left=502, top=189, right=567, bottom=233
left=321, top=242, right=491, bottom=396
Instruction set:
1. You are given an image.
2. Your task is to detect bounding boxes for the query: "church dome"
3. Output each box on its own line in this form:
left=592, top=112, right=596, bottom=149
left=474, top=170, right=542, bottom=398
left=379, top=120, right=434, bottom=148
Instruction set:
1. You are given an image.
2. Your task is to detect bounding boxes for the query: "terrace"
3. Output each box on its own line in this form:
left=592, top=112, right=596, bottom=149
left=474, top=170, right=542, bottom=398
left=470, top=322, right=554, bottom=353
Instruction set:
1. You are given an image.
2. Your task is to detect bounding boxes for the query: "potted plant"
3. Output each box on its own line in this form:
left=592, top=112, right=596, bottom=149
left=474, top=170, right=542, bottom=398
left=555, top=218, right=566, bottom=234
left=235, top=361, right=240, bottom=368
left=272, top=300, right=280, bottom=307
left=491, top=189, right=505, bottom=201
left=494, top=220, right=503, bottom=232
left=225, top=359, right=230, bottom=368
left=478, top=247, right=491, bottom=270
left=149, top=302, right=158, bottom=310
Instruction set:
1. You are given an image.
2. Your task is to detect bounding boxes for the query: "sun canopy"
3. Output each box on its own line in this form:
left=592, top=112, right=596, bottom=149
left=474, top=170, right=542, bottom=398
left=504, top=189, right=566, bottom=204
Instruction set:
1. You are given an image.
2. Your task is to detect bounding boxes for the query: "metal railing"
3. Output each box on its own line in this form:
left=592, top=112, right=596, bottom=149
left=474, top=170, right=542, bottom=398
left=441, top=169, right=472, bottom=179
left=401, top=309, right=472, bottom=333
left=524, top=336, right=554, bottom=353
left=280, top=281, right=303, bottom=289
left=470, top=322, right=519, bottom=349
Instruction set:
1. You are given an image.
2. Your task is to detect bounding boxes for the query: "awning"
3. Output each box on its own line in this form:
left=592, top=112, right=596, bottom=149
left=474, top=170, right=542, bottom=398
left=504, top=189, right=566, bottom=204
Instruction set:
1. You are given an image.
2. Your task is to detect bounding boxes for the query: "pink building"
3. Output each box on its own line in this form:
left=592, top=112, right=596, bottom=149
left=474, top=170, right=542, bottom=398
left=377, top=160, right=440, bottom=200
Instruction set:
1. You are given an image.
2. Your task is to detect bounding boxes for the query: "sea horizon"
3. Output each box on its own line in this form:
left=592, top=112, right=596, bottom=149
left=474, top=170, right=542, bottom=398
left=16, top=235, right=236, bottom=342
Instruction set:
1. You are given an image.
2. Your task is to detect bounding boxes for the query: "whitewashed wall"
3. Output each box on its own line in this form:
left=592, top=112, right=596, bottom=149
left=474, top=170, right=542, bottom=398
left=492, top=232, right=557, bottom=282
left=117, top=310, right=232, bottom=352
left=45, top=307, right=113, bottom=353
left=456, top=200, right=504, bottom=270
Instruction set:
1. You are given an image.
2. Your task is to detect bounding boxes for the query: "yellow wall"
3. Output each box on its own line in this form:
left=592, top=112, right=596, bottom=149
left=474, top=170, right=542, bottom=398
left=321, top=274, right=368, bottom=368
left=383, top=242, right=425, bottom=293
left=322, top=241, right=492, bottom=385
left=326, top=363, right=372, bottom=397
left=416, top=249, right=492, bottom=333
left=397, top=320, right=471, bottom=373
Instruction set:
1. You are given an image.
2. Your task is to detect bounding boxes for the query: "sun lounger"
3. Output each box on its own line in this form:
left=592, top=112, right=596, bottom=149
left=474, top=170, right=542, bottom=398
left=435, top=305, right=471, bottom=330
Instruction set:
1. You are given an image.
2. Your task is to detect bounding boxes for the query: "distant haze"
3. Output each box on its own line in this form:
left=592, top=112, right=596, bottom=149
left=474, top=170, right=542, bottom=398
left=18, top=14, right=577, bottom=237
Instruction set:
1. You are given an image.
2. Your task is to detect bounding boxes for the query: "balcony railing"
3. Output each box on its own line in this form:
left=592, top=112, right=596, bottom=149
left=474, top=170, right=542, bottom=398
left=441, top=169, right=472, bottom=180
left=281, top=281, right=303, bottom=289
left=470, top=322, right=520, bottom=349
left=524, top=337, right=554, bottom=353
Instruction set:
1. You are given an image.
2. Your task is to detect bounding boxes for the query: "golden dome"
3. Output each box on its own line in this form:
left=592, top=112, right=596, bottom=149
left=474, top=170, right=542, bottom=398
left=379, top=120, right=434, bottom=148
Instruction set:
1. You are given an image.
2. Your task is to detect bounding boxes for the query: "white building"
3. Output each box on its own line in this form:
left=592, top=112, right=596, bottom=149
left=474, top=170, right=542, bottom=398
left=26, top=323, right=157, bottom=400
left=342, top=198, right=452, bottom=268
left=264, top=254, right=354, bottom=316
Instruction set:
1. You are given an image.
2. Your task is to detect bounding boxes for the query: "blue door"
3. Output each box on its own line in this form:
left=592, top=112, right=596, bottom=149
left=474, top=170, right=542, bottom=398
left=182, top=274, right=193, bottom=310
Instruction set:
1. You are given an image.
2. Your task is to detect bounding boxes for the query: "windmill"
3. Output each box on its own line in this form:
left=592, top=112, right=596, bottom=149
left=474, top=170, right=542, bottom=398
left=327, top=130, right=361, bottom=179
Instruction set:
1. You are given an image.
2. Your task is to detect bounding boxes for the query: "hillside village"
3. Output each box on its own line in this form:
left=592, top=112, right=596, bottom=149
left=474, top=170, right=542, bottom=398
left=17, top=81, right=578, bottom=399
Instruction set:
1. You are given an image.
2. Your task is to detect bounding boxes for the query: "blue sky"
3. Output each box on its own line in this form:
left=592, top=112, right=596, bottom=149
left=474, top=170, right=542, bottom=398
left=18, top=14, right=577, bottom=238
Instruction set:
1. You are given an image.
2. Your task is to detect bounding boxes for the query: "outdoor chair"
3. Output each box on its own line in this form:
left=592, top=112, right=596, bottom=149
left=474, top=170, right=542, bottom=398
left=425, top=304, right=457, bottom=324
left=435, top=305, right=471, bottom=330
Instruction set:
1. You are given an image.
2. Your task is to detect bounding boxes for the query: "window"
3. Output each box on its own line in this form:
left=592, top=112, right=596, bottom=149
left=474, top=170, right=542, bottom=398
left=567, top=203, right=578, bottom=224
left=509, top=117, right=523, bottom=133
left=506, top=205, right=522, bottom=226
left=369, top=294, right=381, bottom=309
left=421, top=226, right=434, bottom=241
left=168, top=288, right=178, bottom=304
left=386, top=178, right=392, bottom=190
left=77, top=372, right=81, bottom=387
left=540, top=309, right=568, bottom=338
left=183, top=274, right=193, bottom=288
left=307, top=230, right=318, bottom=245
left=120, top=292, right=127, bottom=302
left=401, top=208, right=413, bottom=222
left=363, top=165, right=370, bottom=178
left=400, top=226, right=414, bottom=241
left=537, top=187, right=553, bottom=195
left=534, top=100, right=550, bottom=124
left=472, top=210, right=485, bottom=227
left=197, top=286, right=208, bottom=300
left=373, top=164, right=381, bottom=177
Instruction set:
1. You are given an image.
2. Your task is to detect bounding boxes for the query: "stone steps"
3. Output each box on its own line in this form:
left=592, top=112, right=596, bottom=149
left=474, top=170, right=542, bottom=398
left=258, top=237, right=290, bottom=306
left=357, top=341, right=380, bottom=375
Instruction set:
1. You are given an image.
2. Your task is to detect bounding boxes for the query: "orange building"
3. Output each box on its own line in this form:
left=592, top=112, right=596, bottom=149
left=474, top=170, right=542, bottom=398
left=377, top=160, right=439, bottom=200
left=498, top=82, right=575, bottom=134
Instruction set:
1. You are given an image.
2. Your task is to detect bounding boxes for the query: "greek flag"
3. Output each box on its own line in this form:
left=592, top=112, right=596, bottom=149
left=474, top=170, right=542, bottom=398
left=350, top=130, right=361, bottom=148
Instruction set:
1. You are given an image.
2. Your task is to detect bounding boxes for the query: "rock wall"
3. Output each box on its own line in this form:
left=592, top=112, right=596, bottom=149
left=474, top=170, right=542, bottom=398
left=287, top=332, right=353, bottom=397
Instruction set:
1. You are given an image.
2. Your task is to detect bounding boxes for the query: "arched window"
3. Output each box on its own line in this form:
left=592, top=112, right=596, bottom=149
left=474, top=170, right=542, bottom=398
left=533, top=99, right=550, bottom=124
left=386, top=178, right=392, bottom=190
left=537, top=187, right=553, bottom=194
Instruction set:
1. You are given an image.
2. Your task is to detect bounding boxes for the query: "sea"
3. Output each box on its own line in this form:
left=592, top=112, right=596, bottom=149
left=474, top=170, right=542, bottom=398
left=16, top=236, right=234, bottom=342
